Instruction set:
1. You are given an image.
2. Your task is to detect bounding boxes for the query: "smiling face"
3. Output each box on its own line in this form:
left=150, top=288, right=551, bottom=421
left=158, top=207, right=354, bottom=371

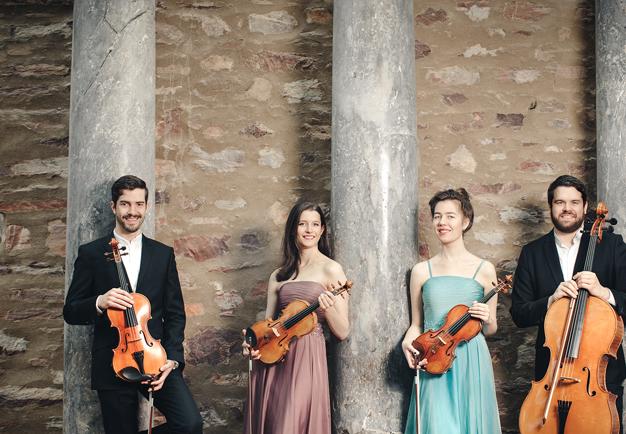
left=432, top=199, right=468, bottom=244
left=111, top=188, right=147, bottom=237
left=550, top=186, right=587, bottom=234
left=296, top=209, right=324, bottom=250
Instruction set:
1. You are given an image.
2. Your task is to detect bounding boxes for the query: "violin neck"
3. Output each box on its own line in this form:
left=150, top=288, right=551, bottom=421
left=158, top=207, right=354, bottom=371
left=114, top=261, right=132, bottom=293
left=478, top=287, right=499, bottom=305
left=283, top=287, right=345, bottom=329
left=448, top=283, right=504, bottom=335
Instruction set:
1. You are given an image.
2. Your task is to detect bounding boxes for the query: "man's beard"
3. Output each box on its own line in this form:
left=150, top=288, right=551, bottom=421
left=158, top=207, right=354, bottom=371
left=551, top=211, right=584, bottom=233
left=117, top=214, right=143, bottom=233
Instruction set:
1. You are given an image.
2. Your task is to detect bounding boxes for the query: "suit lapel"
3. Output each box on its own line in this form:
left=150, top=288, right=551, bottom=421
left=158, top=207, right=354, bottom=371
left=543, top=230, right=565, bottom=284
left=136, top=235, right=152, bottom=294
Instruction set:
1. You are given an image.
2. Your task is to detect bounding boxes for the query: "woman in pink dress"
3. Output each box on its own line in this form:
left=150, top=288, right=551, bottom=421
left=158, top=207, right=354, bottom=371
left=242, top=201, right=350, bottom=434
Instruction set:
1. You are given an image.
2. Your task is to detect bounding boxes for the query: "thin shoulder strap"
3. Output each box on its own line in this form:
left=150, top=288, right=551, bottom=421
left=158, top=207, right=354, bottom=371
left=427, top=260, right=433, bottom=278
left=472, top=260, right=485, bottom=280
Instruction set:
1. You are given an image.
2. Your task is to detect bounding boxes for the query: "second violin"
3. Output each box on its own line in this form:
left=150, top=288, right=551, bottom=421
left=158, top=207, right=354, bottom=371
left=412, top=275, right=512, bottom=375
left=245, top=280, right=352, bottom=364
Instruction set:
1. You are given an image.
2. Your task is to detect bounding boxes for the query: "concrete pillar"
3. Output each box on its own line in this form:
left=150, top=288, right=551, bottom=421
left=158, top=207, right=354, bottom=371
left=596, top=0, right=626, bottom=234
left=331, top=1, right=419, bottom=432
left=596, top=0, right=626, bottom=424
left=64, top=1, right=155, bottom=432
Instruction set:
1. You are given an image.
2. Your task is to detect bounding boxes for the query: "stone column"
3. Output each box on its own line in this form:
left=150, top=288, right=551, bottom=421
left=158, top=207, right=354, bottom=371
left=596, top=0, right=626, bottom=234
left=596, top=0, right=626, bottom=424
left=64, top=1, right=155, bottom=433
left=331, top=1, right=419, bottom=432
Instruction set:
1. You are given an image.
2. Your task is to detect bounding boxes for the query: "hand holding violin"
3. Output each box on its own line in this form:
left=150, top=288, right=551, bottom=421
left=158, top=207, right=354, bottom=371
left=468, top=301, right=491, bottom=323
left=98, top=287, right=134, bottom=310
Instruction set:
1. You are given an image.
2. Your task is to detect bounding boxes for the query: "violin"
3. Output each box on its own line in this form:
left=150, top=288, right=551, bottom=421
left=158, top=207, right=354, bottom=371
left=519, top=202, right=623, bottom=434
left=411, top=275, right=512, bottom=375
left=105, top=238, right=167, bottom=382
left=245, top=280, right=352, bottom=364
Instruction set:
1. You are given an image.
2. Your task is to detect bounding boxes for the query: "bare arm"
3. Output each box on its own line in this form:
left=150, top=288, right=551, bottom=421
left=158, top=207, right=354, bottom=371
left=265, top=270, right=280, bottom=319
left=320, top=261, right=350, bottom=340
left=402, top=263, right=427, bottom=369
left=470, top=261, right=498, bottom=336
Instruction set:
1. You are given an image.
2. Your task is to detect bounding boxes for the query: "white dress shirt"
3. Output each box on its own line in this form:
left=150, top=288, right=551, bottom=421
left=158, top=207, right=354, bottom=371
left=553, top=226, right=615, bottom=305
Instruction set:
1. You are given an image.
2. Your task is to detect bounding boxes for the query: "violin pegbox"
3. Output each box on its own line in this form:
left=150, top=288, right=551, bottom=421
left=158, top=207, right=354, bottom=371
left=333, top=280, right=353, bottom=297
left=492, top=274, right=513, bottom=295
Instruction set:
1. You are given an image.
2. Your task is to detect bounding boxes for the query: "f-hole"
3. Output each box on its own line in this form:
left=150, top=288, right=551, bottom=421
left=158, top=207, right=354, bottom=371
left=582, top=367, right=596, bottom=397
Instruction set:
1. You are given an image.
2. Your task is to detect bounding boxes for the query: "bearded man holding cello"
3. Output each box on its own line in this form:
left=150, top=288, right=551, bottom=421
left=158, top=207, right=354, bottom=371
left=510, top=174, right=626, bottom=431
left=63, top=175, right=202, bottom=434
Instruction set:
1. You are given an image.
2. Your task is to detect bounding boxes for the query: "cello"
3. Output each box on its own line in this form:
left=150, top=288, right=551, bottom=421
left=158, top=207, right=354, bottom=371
left=519, top=202, right=623, bottom=434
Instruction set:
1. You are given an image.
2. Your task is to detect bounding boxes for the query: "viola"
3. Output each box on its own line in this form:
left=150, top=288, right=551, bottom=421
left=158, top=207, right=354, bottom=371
left=245, top=280, right=352, bottom=364
left=105, top=238, right=167, bottom=382
left=411, top=275, right=512, bottom=375
left=519, top=202, right=623, bottom=434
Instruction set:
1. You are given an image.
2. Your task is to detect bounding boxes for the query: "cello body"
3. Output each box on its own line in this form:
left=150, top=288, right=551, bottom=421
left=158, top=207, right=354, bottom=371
left=519, top=294, right=623, bottom=434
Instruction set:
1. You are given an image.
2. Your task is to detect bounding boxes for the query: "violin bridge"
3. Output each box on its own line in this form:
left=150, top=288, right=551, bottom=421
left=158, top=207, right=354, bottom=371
left=558, top=376, right=581, bottom=384
left=437, top=336, right=447, bottom=345
left=271, top=327, right=280, bottom=337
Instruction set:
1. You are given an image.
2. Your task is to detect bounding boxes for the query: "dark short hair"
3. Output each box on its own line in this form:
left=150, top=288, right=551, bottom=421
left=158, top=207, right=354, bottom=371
left=547, top=175, right=587, bottom=206
left=428, top=188, right=474, bottom=234
left=111, top=175, right=148, bottom=204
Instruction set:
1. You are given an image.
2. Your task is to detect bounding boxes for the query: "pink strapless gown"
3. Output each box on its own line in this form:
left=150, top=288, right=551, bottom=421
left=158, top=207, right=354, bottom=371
left=244, top=281, right=331, bottom=434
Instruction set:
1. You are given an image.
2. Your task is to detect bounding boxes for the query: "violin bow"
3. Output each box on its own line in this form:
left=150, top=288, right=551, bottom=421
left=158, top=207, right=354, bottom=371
left=247, top=334, right=254, bottom=434
left=415, top=368, right=421, bottom=434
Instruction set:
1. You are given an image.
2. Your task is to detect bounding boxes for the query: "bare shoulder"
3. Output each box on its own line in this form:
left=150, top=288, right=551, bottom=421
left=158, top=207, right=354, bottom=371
left=411, top=260, right=430, bottom=287
left=476, top=259, right=497, bottom=288
left=322, top=257, right=346, bottom=281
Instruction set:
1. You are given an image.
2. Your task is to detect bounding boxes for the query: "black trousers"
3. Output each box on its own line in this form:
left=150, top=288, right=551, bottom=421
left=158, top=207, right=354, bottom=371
left=97, top=370, right=202, bottom=434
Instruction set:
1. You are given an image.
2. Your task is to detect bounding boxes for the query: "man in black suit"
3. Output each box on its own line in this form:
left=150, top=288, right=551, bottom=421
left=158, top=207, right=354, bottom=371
left=510, top=174, right=626, bottom=421
left=64, top=175, right=202, bottom=434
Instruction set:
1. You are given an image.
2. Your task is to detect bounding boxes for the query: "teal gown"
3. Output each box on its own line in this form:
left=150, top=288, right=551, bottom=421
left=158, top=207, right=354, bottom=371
left=404, top=261, right=501, bottom=434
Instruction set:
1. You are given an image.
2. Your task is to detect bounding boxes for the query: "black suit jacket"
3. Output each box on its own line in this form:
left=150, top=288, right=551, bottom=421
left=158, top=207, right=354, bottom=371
left=63, top=234, right=186, bottom=390
left=510, top=229, right=626, bottom=387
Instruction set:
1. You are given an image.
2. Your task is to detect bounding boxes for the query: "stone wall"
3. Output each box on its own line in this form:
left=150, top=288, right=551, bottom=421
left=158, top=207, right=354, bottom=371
left=412, top=1, right=595, bottom=432
left=153, top=1, right=596, bottom=433
left=0, top=0, right=598, bottom=433
left=0, top=0, right=72, bottom=432
left=154, top=0, right=333, bottom=432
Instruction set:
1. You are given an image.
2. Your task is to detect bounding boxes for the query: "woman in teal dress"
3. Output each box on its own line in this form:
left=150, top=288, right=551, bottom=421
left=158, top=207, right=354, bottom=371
left=402, top=188, right=502, bottom=434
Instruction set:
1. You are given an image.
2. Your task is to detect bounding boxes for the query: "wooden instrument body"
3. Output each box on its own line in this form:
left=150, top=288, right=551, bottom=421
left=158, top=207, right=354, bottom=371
left=412, top=303, right=483, bottom=375
left=108, top=292, right=167, bottom=380
left=519, top=295, right=623, bottom=434
left=248, top=299, right=318, bottom=364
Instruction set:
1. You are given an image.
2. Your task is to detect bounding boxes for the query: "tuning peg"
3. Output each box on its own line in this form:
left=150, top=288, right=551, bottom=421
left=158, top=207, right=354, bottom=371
left=606, top=226, right=615, bottom=233
left=119, top=246, right=127, bottom=251
left=607, top=218, right=618, bottom=225
left=104, top=252, right=113, bottom=256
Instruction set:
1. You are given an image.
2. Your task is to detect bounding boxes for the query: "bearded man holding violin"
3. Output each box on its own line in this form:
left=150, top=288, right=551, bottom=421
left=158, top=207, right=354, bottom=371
left=63, top=175, right=202, bottom=434
left=510, top=174, right=626, bottom=427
